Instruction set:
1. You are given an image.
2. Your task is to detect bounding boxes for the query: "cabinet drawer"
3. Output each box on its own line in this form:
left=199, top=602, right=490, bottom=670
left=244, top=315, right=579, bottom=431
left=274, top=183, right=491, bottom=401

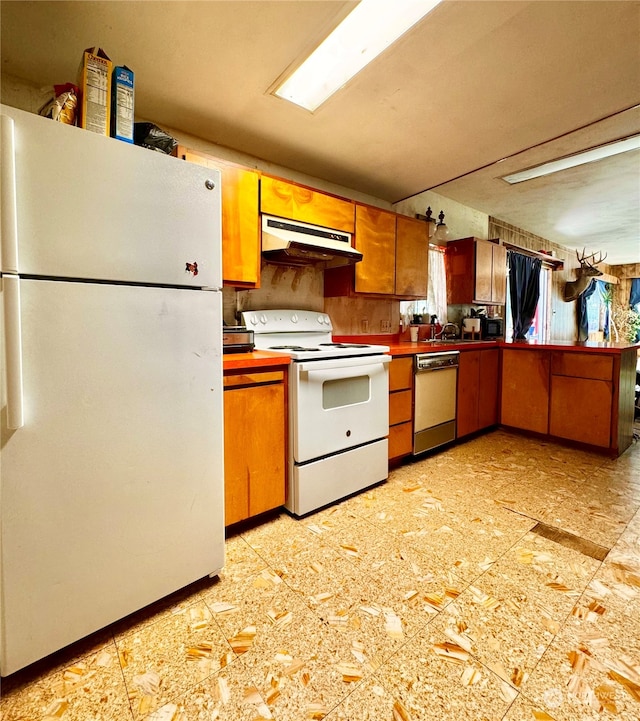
left=389, top=421, right=413, bottom=459
left=260, top=176, right=355, bottom=233
left=224, top=371, right=284, bottom=388
left=389, top=389, right=412, bottom=425
left=551, top=352, right=613, bottom=381
left=389, top=357, right=413, bottom=391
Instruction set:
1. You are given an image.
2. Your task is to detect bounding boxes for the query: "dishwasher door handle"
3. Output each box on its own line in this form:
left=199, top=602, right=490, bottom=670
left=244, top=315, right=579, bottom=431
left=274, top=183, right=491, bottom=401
left=416, top=364, right=458, bottom=373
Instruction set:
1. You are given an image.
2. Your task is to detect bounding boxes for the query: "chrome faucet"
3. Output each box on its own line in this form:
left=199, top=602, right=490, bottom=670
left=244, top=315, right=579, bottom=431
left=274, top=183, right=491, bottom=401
left=437, top=322, right=459, bottom=339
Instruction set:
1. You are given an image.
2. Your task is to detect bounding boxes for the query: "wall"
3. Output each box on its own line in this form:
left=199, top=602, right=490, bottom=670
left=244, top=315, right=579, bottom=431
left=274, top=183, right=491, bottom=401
left=489, top=218, right=580, bottom=341
left=6, top=73, right=620, bottom=342
left=1, top=72, right=393, bottom=332
left=393, top=191, right=489, bottom=243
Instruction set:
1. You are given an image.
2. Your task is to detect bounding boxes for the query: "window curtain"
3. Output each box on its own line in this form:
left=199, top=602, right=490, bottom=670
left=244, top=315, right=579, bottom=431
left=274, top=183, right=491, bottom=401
left=630, top=278, right=640, bottom=342
left=576, top=278, right=598, bottom=341
left=508, top=251, right=541, bottom=340
left=427, top=247, right=447, bottom=324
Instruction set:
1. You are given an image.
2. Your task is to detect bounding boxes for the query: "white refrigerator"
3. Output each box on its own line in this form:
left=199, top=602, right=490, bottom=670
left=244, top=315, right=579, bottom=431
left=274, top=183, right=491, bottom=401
left=0, top=105, right=225, bottom=675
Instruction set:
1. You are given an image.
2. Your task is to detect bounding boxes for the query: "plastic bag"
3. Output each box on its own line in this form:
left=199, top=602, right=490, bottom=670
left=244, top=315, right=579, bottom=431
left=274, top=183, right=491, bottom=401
left=133, top=122, right=177, bottom=154
left=38, top=83, right=79, bottom=124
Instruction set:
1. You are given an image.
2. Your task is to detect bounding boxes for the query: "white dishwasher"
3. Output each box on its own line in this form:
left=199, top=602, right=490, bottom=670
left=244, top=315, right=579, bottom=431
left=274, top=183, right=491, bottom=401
left=413, top=351, right=459, bottom=454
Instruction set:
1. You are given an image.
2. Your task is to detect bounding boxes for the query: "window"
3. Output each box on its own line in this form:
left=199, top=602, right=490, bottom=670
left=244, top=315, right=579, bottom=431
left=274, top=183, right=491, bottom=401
left=505, top=265, right=551, bottom=342
left=399, top=246, right=447, bottom=324
left=585, top=280, right=611, bottom=341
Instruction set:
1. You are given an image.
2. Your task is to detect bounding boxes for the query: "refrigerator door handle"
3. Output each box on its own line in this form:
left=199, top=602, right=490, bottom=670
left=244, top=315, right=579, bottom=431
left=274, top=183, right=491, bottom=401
left=3, top=274, right=24, bottom=429
left=1, top=114, right=19, bottom=273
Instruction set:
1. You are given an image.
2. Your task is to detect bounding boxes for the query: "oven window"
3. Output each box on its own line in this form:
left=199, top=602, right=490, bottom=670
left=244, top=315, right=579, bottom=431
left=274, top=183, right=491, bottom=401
left=322, top=375, right=370, bottom=409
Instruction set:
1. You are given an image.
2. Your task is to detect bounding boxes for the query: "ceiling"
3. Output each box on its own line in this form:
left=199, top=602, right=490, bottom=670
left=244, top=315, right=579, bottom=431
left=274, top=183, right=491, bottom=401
left=1, top=0, right=639, bottom=264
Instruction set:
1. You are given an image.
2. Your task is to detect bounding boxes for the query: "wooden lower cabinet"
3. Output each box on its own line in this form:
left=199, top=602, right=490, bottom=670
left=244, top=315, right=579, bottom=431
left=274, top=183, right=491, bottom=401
left=499, top=347, right=635, bottom=456
left=223, top=370, right=286, bottom=526
left=457, top=349, right=500, bottom=438
left=388, top=356, right=414, bottom=459
left=457, top=351, right=480, bottom=438
left=500, top=349, right=550, bottom=434
left=549, top=351, right=613, bottom=448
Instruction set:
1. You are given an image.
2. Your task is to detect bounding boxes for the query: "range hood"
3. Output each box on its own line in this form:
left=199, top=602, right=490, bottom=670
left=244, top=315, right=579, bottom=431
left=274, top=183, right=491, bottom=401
left=261, top=215, right=362, bottom=268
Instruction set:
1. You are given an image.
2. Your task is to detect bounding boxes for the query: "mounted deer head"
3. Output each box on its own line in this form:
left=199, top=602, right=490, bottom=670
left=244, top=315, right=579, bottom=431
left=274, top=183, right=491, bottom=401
left=562, top=248, right=607, bottom=302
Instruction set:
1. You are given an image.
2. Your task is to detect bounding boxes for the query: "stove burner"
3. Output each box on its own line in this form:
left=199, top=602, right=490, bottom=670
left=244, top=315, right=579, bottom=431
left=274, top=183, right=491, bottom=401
left=269, top=345, right=321, bottom=352
left=319, top=343, right=370, bottom=349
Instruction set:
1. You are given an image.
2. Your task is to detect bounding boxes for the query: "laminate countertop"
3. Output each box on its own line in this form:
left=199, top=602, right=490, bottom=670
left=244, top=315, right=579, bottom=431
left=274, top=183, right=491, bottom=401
left=222, top=338, right=638, bottom=371
left=223, top=350, right=291, bottom=372
left=336, top=337, right=638, bottom=357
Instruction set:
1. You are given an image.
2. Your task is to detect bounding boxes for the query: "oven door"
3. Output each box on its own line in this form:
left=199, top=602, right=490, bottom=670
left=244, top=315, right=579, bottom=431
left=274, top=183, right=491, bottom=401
left=291, top=354, right=390, bottom=463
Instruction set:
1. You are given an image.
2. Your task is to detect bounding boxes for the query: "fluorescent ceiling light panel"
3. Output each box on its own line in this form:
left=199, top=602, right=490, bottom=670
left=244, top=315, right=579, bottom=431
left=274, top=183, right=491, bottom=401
left=274, top=0, right=443, bottom=111
left=501, top=135, right=640, bottom=184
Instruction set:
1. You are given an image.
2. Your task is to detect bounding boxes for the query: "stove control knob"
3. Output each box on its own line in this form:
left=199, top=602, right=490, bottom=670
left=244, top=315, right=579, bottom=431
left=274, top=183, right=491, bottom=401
left=324, top=315, right=331, bottom=325
left=291, top=313, right=299, bottom=323
left=317, top=315, right=324, bottom=324
left=248, top=314, right=258, bottom=326
left=260, top=314, right=267, bottom=324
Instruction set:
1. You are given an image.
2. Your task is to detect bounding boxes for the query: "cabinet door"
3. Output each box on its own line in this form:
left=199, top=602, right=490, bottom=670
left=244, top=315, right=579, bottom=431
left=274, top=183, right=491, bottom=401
left=457, top=351, right=480, bottom=438
left=223, top=378, right=285, bottom=525
left=179, top=149, right=260, bottom=287
left=501, top=349, right=550, bottom=434
left=395, top=216, right=428, bottom=297
left=549, top=376, right=612, bottom=448
left=354, top=205, right=396, bottom=294
left=445, top=238, right=476, bottom=304
left=478, top=349, right=500, bottom=429
left=260, top=176, right=355, bottom=232
left=491, top=244, right=507, bottom=304
left=474, top=240, right=494, bottom=304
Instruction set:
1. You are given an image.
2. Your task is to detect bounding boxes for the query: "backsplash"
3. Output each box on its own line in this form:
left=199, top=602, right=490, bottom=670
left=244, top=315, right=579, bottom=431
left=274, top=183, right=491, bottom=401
left=324, top=296, right=400, bottom=336
left=230, top=262, right=324, bottom=324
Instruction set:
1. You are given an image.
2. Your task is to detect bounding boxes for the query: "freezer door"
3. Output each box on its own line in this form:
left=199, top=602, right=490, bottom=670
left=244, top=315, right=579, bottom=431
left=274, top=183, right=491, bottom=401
left=0, top=105, right=222, bottom=288
left=0, top=279, right=224, bottom=675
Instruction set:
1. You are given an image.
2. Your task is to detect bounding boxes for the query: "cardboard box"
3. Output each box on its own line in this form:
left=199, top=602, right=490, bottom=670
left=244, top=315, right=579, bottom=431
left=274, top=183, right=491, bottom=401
left=111, top=66, right=134, bottom=143
left=78, top=47, right=112, bottom=135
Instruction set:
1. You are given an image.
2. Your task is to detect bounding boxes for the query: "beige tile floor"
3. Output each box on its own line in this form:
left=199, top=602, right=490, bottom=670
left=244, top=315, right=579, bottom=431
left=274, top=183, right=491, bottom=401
left=2, top=429, right=640, bottom=720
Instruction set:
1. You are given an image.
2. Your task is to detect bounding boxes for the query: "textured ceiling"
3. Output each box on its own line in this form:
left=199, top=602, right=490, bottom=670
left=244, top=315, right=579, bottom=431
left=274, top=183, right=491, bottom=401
left=1, top=0, right=639, bottom=263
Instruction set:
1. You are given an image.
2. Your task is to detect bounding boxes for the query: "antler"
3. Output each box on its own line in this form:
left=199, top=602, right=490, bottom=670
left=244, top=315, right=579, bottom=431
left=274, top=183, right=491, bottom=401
left=576, top=248, right=607, bottom=268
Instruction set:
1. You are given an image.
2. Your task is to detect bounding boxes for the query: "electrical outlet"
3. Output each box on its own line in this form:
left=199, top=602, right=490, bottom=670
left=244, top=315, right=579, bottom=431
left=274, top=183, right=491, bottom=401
left=360, top=318, right=369, bottom=333
left=380, top=320, right=392, bottom=333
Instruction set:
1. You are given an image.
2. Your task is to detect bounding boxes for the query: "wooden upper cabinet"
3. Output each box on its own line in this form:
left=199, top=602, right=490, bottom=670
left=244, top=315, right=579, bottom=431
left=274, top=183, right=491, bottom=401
left=395, top=216, right=428, bottom=297
left=446, top=237, right=507, bottom=305
left=324, top=211, right=430, bottom=299
left=176, top=147, right=260, bottom=288
left=474, top=240, right=494, bottom=304
left=491, top=244, right=507, bottom=304
left=354, top=204, right=397, bottom=294
left=260, top=176, right=355, bottom=233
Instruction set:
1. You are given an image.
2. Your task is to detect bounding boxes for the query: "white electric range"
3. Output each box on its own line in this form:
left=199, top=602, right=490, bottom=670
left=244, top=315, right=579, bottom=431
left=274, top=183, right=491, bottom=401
left=242, top=309, right=391, bottom=516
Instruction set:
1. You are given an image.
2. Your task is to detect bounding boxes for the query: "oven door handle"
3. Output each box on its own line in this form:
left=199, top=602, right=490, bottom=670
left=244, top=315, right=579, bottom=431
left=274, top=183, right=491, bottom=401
left=297, top=355, right=391, bottom=373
